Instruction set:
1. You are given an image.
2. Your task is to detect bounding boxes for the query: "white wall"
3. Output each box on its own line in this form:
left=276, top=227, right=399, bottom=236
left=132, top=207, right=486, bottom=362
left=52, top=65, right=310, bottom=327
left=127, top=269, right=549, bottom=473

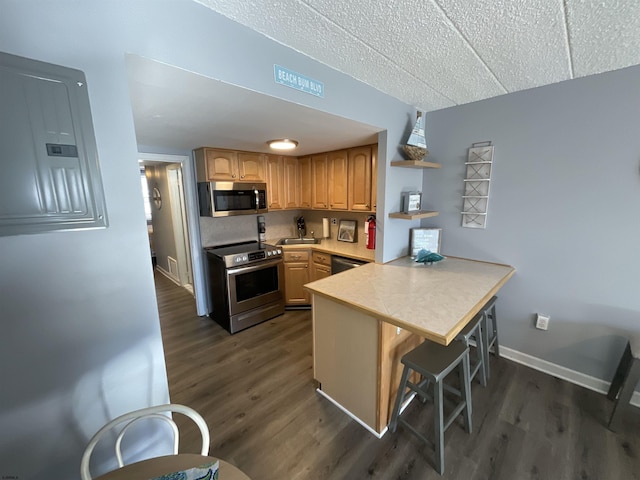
left=423, top=65, right=640, bottom=386
left=0, top=0, right=418, bottom=477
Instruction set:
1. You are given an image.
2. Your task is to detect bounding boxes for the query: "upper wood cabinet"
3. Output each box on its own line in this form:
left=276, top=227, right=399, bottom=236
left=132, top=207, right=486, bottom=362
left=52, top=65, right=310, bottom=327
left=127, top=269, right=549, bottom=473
left=194, top=147, right=265, bottom=182
left=328, top=150, right=349, bottom=210
left=311, top=155, right=329, bottom=209
left=298, top=157, right=312, bottom=209
left=348, top=145, right=373, bottom=211
left=237, top=152, right=265, bottom=182
left=266, top=155, right=284, bottom=210
left=195, top=144, right=377, bottom=213
left=283, top=157, right=300, bottom=209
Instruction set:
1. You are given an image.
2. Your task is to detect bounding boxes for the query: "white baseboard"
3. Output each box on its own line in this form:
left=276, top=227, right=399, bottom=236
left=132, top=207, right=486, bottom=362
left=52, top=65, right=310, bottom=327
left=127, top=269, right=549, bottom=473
left=316, top=388, right=387, bottom=438
left=156, top=266, right=180, bottom=286
left=499, top=346, right=640, bottom=407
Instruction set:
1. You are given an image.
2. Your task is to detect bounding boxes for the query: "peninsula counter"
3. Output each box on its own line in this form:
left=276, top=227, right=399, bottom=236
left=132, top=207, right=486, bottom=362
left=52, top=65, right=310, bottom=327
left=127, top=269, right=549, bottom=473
left=304, top=256, right=515, bottom=435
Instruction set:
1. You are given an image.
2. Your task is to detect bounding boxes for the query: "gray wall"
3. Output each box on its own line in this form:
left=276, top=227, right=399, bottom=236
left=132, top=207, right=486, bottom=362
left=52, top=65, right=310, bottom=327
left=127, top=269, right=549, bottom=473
left=146, top=165, right=178, bottom=276
left=0, top=0, right=418, bottom=477
left=423, top=65, right=640, bottom=386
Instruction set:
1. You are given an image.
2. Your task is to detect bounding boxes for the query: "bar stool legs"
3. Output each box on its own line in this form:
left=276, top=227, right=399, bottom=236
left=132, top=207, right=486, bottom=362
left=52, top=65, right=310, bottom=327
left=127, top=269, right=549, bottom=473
left=607, top=338, right=640, bottom=432
left=455, top=311, right=487, bottom=387
left=389, top=340, right=472, bottom=475
left=482, top=296, right=499, bottom=380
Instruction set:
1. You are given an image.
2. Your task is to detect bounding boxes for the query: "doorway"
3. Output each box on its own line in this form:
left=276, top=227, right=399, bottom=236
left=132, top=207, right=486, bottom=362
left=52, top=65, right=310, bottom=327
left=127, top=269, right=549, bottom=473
left=138, top=152, right=207, bottom=315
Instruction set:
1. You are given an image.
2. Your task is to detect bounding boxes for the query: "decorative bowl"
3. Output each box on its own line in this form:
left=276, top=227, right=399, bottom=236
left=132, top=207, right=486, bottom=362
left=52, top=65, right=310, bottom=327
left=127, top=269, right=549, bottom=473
left=402, top=145, right=429, bottom=161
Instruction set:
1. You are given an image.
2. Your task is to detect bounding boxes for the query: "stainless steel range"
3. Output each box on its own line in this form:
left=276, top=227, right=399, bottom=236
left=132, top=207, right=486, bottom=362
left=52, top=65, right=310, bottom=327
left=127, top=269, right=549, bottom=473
left=204, top=241, right=284, bottom=334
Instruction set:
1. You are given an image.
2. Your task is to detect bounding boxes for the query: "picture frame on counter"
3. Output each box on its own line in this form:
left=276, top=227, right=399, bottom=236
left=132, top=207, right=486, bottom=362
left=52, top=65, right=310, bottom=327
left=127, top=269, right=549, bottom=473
left=337, top=220, right=357, bottom=243
left=409, top=227, right=441, bottom=257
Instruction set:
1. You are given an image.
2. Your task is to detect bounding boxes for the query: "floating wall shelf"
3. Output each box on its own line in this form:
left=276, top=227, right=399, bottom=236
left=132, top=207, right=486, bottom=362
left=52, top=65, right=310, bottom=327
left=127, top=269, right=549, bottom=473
left=388, top=210, right=439, bottom=220
left=390, top=160, right=441, bottom=169
left=388, top=159, right=440, bottom=220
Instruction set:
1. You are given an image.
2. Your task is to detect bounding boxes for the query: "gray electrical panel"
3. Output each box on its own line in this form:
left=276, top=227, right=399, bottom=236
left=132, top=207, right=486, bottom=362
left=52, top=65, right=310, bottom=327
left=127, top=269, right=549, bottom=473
left=0, top=51, right=108, bottom=236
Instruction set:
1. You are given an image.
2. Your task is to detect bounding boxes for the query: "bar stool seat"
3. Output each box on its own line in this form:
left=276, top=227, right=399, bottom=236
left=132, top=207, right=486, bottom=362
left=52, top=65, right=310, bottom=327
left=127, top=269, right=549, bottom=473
left=455, top=310, right=487, bottom=387
left=607, top=335, right=640, bottom=431
left=389, top=339, right=472, bottom=475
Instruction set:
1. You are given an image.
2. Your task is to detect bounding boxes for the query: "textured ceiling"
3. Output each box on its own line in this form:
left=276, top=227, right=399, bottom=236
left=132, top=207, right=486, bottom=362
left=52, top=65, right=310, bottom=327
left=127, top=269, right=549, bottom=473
left=195, top=0, right=640, bottom=112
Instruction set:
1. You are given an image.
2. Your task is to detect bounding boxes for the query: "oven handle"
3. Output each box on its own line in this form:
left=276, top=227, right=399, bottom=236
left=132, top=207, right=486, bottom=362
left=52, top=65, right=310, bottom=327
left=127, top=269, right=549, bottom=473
left=227, top=257, right=283, bottom=275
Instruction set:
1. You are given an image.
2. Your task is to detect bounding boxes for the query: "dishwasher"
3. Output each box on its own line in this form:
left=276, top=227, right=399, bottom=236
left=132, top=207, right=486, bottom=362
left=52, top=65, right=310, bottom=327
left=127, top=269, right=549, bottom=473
left=331, top=255, right=367, bottom=274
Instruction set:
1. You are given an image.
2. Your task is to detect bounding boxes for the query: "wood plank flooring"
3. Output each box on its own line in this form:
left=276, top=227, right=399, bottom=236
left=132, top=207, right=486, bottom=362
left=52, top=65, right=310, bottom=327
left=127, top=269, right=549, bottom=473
left=155, top=273, right=640, bottom=479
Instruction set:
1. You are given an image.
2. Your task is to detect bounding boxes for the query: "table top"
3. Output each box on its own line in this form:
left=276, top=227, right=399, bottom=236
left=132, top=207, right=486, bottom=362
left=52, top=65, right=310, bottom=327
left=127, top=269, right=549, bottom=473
left=305, top=255, right=515, bottom=345
left=94, top=454, right=251, bottom=480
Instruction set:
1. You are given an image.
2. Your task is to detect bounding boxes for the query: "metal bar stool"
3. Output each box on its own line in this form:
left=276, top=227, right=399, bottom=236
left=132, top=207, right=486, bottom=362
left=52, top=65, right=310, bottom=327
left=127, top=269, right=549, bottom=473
left=481, top=296, right=499, bottom=380
left=607, top=336, right=640, bottom=431
left=455, top=310, right=487, bottom=388
left=389, top=339, right=472, bottom=475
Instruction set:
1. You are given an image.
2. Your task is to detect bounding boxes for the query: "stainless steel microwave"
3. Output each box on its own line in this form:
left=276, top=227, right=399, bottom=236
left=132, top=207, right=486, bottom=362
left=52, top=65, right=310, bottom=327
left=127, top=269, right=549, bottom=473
left=198, top=181, right=268, bottom=217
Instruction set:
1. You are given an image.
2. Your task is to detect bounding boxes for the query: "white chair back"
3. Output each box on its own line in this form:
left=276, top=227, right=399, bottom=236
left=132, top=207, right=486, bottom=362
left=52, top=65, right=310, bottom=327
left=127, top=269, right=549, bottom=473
left=80, top=403, right=210, bottom=480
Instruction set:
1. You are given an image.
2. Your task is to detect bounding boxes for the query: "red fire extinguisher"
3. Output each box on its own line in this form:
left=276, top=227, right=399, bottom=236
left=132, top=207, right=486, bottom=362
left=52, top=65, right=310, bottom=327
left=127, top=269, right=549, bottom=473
left=365, top=215, right=376, bottom=250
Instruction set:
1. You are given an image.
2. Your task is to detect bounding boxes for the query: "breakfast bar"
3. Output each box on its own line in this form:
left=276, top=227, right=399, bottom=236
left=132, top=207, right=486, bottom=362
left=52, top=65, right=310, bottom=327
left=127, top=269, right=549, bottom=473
left=304, top=256, right=515, bottom=435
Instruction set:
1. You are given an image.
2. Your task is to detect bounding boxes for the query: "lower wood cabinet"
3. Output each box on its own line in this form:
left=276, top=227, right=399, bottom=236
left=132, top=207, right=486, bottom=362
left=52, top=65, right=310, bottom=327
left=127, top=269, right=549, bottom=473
left=311, top=251, right=331, bottom=281
left=283, top=249, right=310, bottom=305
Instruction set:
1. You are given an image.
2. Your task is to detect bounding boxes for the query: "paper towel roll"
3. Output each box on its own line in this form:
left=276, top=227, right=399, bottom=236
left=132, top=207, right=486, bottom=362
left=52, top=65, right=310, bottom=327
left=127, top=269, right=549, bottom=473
left=322, top=217, right=330, bottom=238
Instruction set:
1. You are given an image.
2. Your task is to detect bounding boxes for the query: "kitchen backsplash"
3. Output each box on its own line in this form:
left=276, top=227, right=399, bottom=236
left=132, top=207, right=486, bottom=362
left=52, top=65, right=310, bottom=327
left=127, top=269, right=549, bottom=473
left=200, top=210, right=374, bottom=254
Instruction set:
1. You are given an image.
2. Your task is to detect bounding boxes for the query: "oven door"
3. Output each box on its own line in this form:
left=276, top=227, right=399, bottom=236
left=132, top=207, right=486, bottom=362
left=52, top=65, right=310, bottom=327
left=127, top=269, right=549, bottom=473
left=226, top=258, right=283, bottom=315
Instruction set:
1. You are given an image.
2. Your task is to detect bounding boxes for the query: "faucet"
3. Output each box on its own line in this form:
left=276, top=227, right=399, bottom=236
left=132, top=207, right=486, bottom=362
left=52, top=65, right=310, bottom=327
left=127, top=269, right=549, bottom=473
left=296, top=216, right=306, bottom=239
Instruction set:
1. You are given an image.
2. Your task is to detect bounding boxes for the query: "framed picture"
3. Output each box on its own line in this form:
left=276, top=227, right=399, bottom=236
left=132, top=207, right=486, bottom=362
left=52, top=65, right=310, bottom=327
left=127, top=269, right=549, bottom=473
left=337, top=220, right=357, bottom=243
left=409, top=227, right=441, bottom=257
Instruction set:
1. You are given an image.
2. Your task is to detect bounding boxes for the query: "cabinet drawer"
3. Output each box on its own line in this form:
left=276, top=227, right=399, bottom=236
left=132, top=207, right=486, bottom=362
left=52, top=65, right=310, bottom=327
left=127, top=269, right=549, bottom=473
left=284, top=250, right=309, bottom=263
left=312, top=251, right=331, bottom=266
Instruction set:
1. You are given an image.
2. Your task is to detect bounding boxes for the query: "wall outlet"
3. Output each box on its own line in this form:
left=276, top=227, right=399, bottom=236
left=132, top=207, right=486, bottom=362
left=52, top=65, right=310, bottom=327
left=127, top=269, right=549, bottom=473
left=331, top=218, right=337, bottom=225
left=535, top=314, right=550, bottom=330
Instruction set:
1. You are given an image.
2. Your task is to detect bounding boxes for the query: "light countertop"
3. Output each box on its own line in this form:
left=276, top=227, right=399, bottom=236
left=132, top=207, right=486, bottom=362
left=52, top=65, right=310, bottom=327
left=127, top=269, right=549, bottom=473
left=304, top=256, right=515, bottom=345
left=268, top=237, right=375, bottom=262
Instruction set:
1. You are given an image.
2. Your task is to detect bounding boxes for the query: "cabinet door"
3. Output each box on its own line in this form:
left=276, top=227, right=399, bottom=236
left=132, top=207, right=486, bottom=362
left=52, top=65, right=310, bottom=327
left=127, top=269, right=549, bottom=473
left=298, top=157, right=312, bottom=209
left=283, top=157, right=300, bottom=209
left=311, top=154, right=329, bottom=209
left=348, top=146, right=373, bottom=211
left=204, top=149, right=238, bottom=181
left=284, top=250, right=310, bottom=305
left=237, top=152, right=265, bottom=182
left=312, top=263, right=331, bottom=281
left=266, top=155, right=284, bottom=210
left=328, top=150, right=349, bottom=210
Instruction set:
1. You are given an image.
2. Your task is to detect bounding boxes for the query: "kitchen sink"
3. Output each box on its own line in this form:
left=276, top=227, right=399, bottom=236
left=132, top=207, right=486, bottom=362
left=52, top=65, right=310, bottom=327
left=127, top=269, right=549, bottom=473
left=277, top=237, right=321, bottom=245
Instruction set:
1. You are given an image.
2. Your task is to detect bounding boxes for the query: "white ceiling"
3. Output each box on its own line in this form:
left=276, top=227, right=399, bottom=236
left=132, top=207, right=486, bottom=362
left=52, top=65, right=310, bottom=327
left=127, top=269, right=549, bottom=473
left=195, top=0, right=640, bottom=111
left=128, top=1, right=640, bottom=155
left=127, top=56, right=380, bottom=156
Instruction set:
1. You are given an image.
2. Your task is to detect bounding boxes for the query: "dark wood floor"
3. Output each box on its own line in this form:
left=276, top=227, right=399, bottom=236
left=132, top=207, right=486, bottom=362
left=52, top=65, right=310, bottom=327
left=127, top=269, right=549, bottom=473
left=155, top=273, right=640, bottom=479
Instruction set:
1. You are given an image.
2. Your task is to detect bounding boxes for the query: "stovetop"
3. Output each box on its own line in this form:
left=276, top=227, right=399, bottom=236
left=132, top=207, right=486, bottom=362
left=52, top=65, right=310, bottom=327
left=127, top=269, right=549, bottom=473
left=205, top=241, right=282, bottom=268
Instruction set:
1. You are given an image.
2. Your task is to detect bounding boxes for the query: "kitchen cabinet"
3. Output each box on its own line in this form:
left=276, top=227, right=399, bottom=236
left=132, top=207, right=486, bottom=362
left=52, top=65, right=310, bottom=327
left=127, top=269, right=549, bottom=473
left=283, top=156, right=300, bottom=209
left=298, top=157, right=312, bottom=209
left=237, top=152, right=265, bottom=182
left=328, top=150, right=349, bottom=210
left=194, top=147, right=265, bottom=182
left=311, top=251, right=331, bottom=281
left=283, top=249, right=310, bottom=305
left=266, top=155, right=284, bottom=210
left=348, top=145, right=373, bottom=211
left=311, top=155, right=329, bottom=209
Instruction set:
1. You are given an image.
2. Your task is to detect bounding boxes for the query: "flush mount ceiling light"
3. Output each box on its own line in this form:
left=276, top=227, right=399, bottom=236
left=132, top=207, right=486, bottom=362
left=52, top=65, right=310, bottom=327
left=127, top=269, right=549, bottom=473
left=267, top=138, right=298, bottom=151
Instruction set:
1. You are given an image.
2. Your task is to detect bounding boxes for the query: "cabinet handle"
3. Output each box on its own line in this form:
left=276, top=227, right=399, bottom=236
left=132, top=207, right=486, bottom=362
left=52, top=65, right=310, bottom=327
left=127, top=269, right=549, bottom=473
left=366, top=204, right=370, bottom=208
left=232, top=174, right=236, bottom=178
left=241, top=175, right=245, bottom=179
